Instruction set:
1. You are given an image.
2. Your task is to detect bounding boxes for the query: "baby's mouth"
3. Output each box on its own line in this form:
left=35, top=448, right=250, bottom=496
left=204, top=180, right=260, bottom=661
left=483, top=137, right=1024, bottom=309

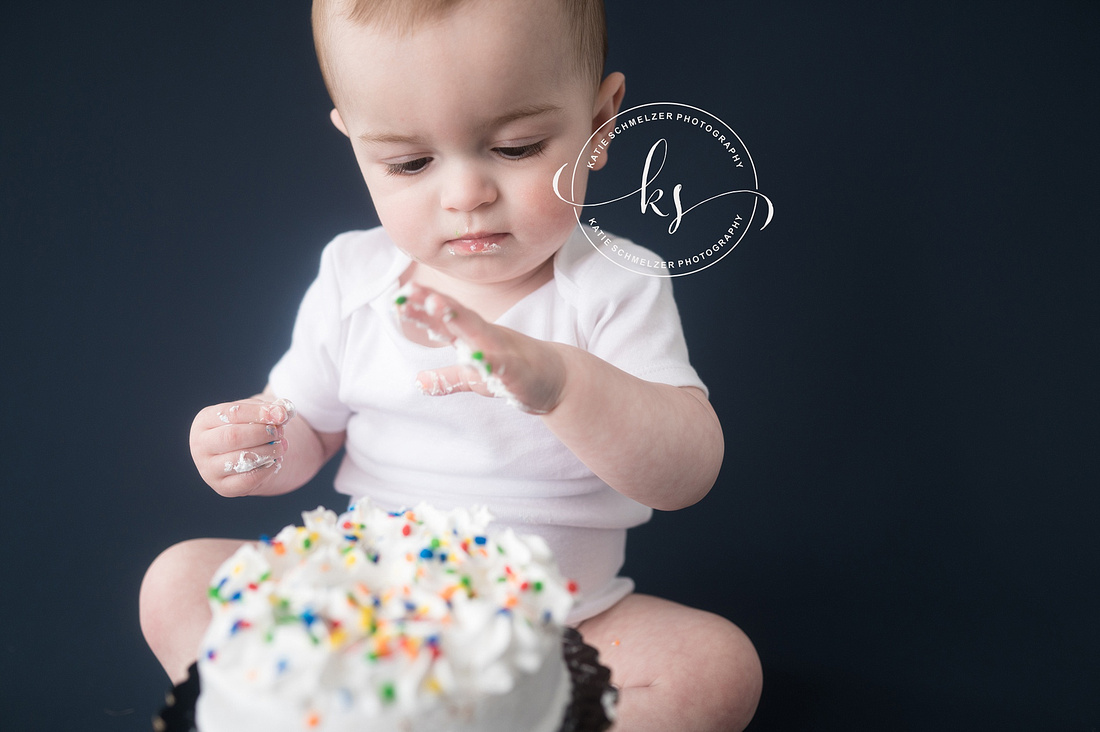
left=446, top=232, right=505, bottom=255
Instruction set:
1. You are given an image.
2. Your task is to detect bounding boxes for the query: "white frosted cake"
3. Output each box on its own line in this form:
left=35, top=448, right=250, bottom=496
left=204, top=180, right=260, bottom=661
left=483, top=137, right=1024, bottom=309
left=194, top=501, right=583, bottom=732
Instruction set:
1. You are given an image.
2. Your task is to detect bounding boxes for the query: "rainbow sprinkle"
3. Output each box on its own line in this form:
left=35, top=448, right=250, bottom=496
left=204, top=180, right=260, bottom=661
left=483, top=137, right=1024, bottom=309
left=199, top=500, right=578, bottom=721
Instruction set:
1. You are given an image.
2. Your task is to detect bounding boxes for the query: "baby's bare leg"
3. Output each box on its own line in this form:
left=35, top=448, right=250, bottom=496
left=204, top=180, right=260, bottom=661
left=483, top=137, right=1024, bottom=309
left=140, top=538, right=247, bottom=684
left=576, top=594, right=762, bottom=732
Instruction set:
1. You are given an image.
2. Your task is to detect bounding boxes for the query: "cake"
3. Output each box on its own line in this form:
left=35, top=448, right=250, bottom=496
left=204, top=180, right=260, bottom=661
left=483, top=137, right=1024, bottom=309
left=188, top=501, right=613, bottom=732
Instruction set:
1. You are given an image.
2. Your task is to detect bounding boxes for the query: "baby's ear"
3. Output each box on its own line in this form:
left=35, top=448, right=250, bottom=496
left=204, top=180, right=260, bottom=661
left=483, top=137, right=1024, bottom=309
left=330, top=108, right=350, bottom=137
left=590, top=73, right=626, bottom=171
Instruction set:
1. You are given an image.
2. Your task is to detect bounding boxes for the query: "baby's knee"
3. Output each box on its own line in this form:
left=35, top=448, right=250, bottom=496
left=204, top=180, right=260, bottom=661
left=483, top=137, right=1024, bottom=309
left=139, top=540, right=200, bottom=640
left=696, top=614, right=762, bottom=730
left=140, top=538, right=233, bottom=644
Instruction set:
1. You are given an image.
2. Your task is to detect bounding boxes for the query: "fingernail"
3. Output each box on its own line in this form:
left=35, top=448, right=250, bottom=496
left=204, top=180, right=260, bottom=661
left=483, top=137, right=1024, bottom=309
left=259, top=405, right=285, bottom=424
left=272, top=398, right=296, bottom=421
left=259, top=400, right=295, bottom=425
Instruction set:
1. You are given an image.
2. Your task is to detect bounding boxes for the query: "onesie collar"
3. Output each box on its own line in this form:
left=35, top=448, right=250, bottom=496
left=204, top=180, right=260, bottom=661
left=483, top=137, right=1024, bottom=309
left=336, top=228, right=414, bottom=318
left=335, top=225, right=594, bottom=319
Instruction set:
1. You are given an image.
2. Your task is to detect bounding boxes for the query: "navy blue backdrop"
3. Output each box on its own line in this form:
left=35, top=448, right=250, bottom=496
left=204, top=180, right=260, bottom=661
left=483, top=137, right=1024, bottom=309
left=3, top=1, right=1097, bottom=729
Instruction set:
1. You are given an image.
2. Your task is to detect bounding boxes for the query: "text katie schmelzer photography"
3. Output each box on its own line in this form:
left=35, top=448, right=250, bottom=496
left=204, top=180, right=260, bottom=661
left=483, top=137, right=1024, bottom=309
left=554, top=102, right=773, bottom=277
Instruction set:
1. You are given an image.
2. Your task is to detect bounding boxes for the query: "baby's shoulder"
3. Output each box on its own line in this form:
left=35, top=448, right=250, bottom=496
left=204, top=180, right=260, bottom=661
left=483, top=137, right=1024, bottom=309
left=553, top=229, right=671, bottom=308
left=321, top=227, right=405, bottom=277
left=316, top=227, right=412, bottom=314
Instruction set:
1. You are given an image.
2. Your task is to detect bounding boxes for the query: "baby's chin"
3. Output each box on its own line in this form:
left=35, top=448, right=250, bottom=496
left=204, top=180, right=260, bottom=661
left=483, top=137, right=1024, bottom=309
left=445, top=250, right=556, bottom=288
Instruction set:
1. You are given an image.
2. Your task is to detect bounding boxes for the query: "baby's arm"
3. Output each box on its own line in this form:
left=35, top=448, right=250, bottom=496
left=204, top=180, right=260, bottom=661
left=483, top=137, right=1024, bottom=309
left=397, top=285, right=722, bottom=510
left=541, top=350, right=722, bottom=510
left=189, top=387, right=346, bottom=497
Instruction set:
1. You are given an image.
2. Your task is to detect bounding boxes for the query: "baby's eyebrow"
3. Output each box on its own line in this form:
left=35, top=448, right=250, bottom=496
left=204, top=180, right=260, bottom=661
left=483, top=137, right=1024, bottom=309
left=358, top=130, right=424, bottom=146
left=486, top=103, right=563, bottom=130
left=357, top=104, right=563, bottom=147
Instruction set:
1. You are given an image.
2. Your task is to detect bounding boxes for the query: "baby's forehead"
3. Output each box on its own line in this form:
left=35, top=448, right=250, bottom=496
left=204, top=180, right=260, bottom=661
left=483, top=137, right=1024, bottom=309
left=324, top=1, right=594, bottom=101
left=316, top=0, right=600, bottom=98
left=319, top=0, right=567, bottom=41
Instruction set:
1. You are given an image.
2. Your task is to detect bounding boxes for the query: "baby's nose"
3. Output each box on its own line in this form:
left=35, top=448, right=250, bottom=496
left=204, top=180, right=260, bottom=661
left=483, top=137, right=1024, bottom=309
left=440, top=163, right=498, bottom=212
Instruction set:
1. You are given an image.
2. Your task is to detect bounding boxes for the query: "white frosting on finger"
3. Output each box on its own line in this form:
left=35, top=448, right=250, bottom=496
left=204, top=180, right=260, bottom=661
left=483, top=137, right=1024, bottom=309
left=453, top=340, right=547, bottom=414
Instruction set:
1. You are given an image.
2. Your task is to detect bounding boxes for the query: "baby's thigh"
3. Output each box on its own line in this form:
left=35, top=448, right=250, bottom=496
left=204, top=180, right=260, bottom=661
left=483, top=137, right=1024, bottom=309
left=144, top=538, right=249, bottom=595
left=141, top=539, right=250, bottom=641
left=576, top=594, right=761, bottom=706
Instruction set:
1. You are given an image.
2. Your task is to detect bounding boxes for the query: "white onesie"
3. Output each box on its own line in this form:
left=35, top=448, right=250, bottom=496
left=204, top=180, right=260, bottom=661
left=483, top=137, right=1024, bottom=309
left=269, top=225, right=707, bottom=623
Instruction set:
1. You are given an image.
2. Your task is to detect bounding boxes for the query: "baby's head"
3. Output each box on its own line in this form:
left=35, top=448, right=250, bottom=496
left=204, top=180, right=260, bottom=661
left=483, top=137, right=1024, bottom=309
left=310, top=0, right=625, bottom=287
left=313, top=0, right=608, bottom=104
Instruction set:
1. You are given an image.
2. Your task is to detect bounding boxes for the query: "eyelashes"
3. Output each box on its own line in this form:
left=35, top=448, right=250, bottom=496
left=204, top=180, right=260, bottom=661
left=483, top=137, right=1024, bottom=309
left=385, top=158, right=431, bottom=176
left=494, top=140, right=546, bottom=161
left=383, top=140, right=547, bottom=177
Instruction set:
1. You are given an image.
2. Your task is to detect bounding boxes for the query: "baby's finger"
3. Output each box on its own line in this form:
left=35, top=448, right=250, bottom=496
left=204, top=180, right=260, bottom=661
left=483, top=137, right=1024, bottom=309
left=202, top=421, right=286, bottom=457
left=200, top=398, right=297, bottom=430
left=430, top=295, right=489, bottom=346
left=220, top=444, right=284, bottom=475
left=417, top=361, right=542, bottom=413
left=211, top=441, right=286, bottom=497
left=215, top=433, right=287, bottom=476
left=415, top=366, right=485, bottom=397
left=395, top=284, right=475, bottom=345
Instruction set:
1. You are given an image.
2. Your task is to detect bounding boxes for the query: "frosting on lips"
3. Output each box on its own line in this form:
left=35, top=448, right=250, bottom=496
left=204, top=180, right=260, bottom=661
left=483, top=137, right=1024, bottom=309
left=446, top=233, right=505, bottom=255
left=196, top=500, right=578, bottom=732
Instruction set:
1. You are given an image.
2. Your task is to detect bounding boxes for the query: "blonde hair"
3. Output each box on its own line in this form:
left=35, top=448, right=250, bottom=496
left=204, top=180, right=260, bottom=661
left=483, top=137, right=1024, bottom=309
left=312, top=0, right=607, bottom=103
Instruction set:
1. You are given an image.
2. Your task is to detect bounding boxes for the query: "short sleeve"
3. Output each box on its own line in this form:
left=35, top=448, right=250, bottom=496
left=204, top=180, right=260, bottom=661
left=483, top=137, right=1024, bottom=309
left=268, top=244, right=353, bottom=433
left=558, top=234, right=708, bottom=396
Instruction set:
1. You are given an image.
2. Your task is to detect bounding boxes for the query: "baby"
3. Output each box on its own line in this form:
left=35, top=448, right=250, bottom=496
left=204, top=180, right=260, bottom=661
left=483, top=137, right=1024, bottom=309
left=140, top=0, right=761, bottom=729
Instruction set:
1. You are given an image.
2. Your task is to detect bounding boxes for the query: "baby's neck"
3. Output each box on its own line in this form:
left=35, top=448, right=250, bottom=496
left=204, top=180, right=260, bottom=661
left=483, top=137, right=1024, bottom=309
left=403, top=258, right=554, bottom=324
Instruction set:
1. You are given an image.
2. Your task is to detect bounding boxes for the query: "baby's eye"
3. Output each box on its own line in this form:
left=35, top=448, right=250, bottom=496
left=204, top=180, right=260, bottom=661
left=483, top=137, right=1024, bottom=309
left=493, top=140, right=547, bottom=161
left=384, top=157, right=432, bottom=176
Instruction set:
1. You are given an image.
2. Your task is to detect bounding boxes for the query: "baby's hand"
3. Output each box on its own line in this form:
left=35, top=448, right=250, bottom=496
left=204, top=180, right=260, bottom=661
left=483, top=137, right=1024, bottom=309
left=189, top=397, right=295, bottom=496
left=395, top=283, right=566, bottom=414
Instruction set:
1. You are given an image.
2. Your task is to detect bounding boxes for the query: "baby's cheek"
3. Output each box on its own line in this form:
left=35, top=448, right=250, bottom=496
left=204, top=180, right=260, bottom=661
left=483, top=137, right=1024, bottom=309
left=372, top=191, right=428, bottom=256
left=517, top=176, right=581, bottom=237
